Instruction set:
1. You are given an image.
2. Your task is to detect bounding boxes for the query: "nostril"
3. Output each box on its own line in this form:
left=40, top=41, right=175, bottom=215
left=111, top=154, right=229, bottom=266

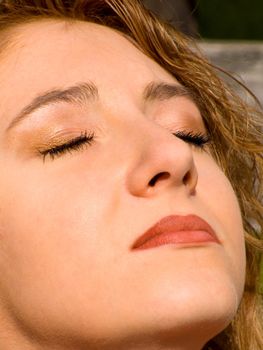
left=148, top=172, right=170, bottom=187
left=183, top=171, right=191, bottom=185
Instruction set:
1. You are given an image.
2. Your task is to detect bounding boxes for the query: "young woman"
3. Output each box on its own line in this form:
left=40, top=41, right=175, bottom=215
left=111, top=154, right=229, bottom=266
left=0, top=1, right=262, bottom=349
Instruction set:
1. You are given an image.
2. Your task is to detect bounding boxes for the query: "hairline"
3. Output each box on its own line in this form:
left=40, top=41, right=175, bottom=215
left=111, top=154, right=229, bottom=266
left=0, top=16, right=143, bottom=68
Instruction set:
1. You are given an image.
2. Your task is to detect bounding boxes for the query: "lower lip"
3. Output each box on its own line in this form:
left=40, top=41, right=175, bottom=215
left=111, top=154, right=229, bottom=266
left=134, top=230, right=219, bottom=250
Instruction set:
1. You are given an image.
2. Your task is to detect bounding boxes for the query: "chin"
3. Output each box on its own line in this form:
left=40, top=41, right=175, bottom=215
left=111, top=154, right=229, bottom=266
left=125, top=263, right=243, bottom=347
left=101, top=279, right=241, bottom=350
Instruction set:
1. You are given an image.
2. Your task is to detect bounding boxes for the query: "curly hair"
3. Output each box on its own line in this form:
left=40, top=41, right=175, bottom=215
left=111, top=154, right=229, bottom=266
left=0, top=1, right=262, bottom=349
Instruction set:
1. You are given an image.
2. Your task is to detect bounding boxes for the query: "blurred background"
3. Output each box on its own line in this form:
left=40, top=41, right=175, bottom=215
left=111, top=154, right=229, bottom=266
left=143, top=0, right=263, bottom=106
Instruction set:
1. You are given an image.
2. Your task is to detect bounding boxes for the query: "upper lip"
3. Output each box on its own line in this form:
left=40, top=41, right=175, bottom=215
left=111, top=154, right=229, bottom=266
left=131, top=214, right=219, bottom=250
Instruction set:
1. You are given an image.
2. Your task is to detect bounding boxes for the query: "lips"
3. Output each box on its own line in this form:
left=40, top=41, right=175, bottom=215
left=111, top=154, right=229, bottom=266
left=131, top=214, right=220, bottom=250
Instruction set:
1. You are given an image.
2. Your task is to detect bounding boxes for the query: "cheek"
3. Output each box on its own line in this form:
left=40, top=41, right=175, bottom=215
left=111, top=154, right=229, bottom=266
left=0, top=162, right=118, bottom=294
left=197, top=155, right=246, bottom=296
left=1, top=167, right=113, bottom=258
left=0, top=164, right=122, bottom=339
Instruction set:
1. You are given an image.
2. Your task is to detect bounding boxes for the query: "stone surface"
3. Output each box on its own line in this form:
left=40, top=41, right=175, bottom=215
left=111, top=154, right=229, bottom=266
left=199, top=41, right=263, bottom=106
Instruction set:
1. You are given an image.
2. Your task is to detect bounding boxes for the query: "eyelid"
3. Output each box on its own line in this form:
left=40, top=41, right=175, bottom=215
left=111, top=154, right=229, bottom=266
left=38, top=130, right=95, bottom=162
left=36, top=125, right=209, bottom=163
left=173, top=130, right=210, bottom=148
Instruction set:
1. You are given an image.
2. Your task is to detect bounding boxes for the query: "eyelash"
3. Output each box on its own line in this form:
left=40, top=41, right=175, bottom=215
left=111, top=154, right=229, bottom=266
left=174, top=130, right=210, bottom=148
left=39, top=130, right=210, bottom=161
left=39, top=131, right=95, bottom=161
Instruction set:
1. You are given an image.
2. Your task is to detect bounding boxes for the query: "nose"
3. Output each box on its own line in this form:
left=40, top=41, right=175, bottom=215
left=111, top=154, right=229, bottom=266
left=126, top=125, right=198, bottom=198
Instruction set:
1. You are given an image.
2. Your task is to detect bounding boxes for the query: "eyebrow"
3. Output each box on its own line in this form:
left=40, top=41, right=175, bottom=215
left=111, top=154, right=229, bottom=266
left=6, top=82, right=99, bottom=132
left=6, top=81, right=195, bottom=132
left=143, top=81, right=193, bottom=102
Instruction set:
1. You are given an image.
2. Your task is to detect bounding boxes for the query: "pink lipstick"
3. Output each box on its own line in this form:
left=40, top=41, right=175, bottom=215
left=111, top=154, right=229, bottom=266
left=132, top=214, right=220, bottom=250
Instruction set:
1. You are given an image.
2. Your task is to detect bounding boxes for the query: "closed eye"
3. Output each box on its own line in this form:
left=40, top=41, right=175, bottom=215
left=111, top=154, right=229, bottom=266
left=38, top=129, right=209, bottom=163
left=173, top=130, right=210, bottom=148
left=39, top=131, right=95, bottom=162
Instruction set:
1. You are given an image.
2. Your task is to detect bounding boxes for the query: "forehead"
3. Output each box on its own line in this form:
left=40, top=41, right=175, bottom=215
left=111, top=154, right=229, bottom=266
left=0, top=20, right=177, bottom=88
left=0, top=19, right=179, bottom=130
left=2, top=20, right=162, bottom=82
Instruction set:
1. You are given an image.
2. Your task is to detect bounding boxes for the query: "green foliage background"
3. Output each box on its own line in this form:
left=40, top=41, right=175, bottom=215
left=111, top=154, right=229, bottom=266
left=197, top=0, right=263, bottom=40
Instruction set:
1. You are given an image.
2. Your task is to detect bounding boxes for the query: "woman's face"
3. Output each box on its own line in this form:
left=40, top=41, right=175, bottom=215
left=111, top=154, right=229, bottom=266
left=0, top=20, right=246, bottom=349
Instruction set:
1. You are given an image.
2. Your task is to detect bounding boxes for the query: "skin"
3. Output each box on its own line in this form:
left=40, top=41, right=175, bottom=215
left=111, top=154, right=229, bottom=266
left=0, top=20, right=246, bottom=350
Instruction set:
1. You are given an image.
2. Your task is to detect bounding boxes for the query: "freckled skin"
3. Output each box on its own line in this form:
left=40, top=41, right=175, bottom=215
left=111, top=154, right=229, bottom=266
left=0, top=20, right=246, bottom=350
